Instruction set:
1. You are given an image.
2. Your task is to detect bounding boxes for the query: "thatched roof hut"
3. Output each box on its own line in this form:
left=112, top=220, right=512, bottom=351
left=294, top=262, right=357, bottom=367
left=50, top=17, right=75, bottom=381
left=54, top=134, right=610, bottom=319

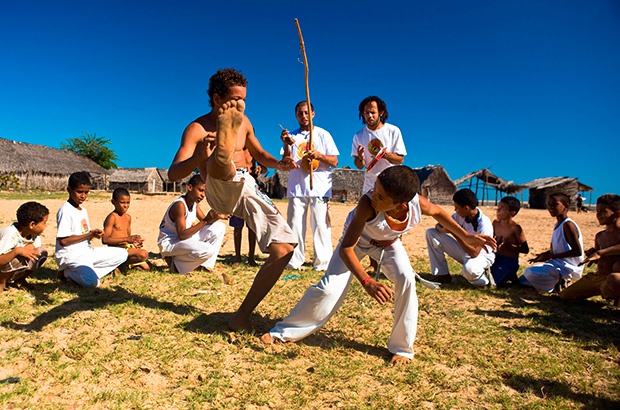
left=157, top=169, right=193, bottom=193
left=267, top=167, right=365, bottom=202
left=413, top=165, right=456, bottom=204
left=0, top=137, right=109, bottom=190
left=109, top=167, right=164, bottom=193
left=454, top=168, right=525, bottom=206
left=521, top=177, right=593, bottom=210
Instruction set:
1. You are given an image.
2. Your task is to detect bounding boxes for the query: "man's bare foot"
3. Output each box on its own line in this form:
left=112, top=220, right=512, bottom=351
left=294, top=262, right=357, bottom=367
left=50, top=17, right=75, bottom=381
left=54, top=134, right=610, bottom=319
left=228, top=313, right=253, bottom=333
left=260, top=333, right=274, bottom=344
left=389, top=354, right=411, bottom=366
left=215, top=100, right=245, bottom=166
left=134, top=261, right=151, bottom=271
left=248, top=259, right=258, bottom=267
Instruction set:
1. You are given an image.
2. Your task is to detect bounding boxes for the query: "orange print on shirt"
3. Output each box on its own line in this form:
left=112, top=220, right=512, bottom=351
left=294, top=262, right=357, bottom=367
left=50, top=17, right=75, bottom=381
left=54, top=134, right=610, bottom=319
left=368, top=138, right=384, bottom=155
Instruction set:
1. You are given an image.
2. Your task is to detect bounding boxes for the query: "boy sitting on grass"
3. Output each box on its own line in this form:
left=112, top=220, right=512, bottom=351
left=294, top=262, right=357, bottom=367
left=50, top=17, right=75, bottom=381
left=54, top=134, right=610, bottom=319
left=491, top=196, right=529, bottom=287
left=0, top=202, right=49, bottom=291
left=520, top=193, right=584, bottom=293
left=560, top=194, right=620, bottom=304
left=55, top=171, right=128, bottom=287
left=261, top=166, right=495, bottom=365
left=102, top=188, right=150, bottom=271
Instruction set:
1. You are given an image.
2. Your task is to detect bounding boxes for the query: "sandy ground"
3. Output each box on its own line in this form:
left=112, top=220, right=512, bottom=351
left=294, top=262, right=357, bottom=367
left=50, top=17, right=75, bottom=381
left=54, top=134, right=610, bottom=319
left=0, top=193, right=601, bottom=268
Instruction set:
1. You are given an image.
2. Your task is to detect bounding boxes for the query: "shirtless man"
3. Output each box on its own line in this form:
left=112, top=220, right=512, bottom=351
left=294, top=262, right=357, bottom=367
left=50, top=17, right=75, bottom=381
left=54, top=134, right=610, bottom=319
left=168, top=68, right=298, bottom=331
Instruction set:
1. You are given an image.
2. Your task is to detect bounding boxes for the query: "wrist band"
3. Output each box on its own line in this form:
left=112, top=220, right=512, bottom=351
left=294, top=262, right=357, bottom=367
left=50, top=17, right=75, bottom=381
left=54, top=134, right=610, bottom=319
left=360, top=276, right=372, bottom=287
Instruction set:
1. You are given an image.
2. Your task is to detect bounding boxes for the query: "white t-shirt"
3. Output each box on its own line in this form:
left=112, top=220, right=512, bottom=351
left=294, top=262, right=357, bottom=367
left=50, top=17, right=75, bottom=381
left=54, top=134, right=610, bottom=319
left=55, top=201, right=93, bottom=264
left=452, top=208, right=494, bottom=256
left=351, top=123, right=407, bottom=193
left=281, top=126, right=340, bottom=198
left=0, top=224, right=41, bottom=256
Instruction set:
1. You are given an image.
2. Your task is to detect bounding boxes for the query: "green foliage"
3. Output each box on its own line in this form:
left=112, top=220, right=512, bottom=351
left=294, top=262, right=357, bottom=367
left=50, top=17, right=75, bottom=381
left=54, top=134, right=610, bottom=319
left=61, top=132, right=118, bottom=169
left=0, top=172, right=20, bottom=190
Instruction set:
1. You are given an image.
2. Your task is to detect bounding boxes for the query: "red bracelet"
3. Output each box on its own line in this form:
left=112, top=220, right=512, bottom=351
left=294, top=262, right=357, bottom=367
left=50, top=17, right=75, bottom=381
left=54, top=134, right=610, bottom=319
left=360, top=276, right=372, bottom=287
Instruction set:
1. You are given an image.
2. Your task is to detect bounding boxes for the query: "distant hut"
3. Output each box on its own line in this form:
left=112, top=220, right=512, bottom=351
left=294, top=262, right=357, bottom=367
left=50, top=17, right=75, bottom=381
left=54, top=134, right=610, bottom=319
left=269, top=169, right=289, bottom=199
left=454, top=168, right=524, bottom=206
left=109, top=167, right=164, bottom=193
left=157, top=169, right=193, bottom=193
left=522, top=177, right=594, bottom=210
left=0, top=137, right=109, bottom=190
left=268, top=167, right=365, bottom=202
left=331, top=167, right=364, bottom=202
left=412, top=165, right=456, bottom=204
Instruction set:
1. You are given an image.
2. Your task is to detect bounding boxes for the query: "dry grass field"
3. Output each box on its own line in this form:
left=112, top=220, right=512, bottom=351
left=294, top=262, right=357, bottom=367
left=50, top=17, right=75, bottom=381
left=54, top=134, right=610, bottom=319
left=0, top=192, right=618, bottom=409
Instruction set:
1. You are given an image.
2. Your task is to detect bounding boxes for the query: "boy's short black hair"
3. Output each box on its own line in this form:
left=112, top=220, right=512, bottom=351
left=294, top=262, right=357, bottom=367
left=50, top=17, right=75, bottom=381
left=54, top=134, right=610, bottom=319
left=500, top=196, right=521, bottom=215
left=188, top=174, right=204, bottom=187
left=68, top=171, right=92, bottom=189
left=112, top=187, right=130, bottom=201
left=549, top=192, right=570, bottom=207
left=16, top=201, right=49, bottom=227
left=453, top=189, right=478, bottom=208
left=376, top=166, right=419, bottom=204
left=597, top=194, right=620, bottom=212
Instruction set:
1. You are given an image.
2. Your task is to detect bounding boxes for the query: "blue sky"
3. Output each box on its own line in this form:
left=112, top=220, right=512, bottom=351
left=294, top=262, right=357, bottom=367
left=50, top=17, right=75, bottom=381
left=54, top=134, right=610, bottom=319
left=2, top=0, right=619, bottom=201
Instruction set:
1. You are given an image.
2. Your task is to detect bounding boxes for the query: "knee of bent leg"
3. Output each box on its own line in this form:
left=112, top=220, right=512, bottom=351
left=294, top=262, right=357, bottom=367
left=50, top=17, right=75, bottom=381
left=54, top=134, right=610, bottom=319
left=211, top=221, right=227, bottom=239
left=269, top=242, right=295, bottom=259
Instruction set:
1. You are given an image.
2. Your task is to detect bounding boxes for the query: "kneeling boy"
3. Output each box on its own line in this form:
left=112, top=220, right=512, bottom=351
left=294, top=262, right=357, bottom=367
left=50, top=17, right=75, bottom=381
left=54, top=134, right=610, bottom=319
left=55, top=172, right=128, bottom=287
left=261, top=166, right=495, bottom=365
left=0, top=202, right=50, bottom=290
left=491, top=196, right=529, bottom=287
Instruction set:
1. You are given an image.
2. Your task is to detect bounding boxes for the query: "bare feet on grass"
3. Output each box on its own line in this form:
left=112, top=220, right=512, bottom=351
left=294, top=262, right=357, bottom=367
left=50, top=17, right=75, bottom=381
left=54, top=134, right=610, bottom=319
left=228, top=313, right=254, bottom=333
left=214, top=99, right=245, bottom=167
left=260, top=333, right=274, bottom=344
left=389, top=354, right=411, bottom=366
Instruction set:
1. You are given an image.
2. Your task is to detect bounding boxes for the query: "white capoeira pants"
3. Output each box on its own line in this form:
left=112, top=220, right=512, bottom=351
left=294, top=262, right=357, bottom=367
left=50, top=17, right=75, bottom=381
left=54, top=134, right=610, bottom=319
left=521, top=259, right=582, bottom=293
left=286, top=197, right=333, bottom=271
left=270, top=239, right=419, bottom=359
left=62, top=247, right=128, bottom=288
left=425, top=228, right=494, bottom=287
left=160, top=221, right=226, bottom=274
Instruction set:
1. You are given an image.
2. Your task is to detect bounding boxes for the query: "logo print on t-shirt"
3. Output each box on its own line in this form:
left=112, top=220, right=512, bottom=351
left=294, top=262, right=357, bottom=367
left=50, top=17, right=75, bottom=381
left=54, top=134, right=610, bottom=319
left=368, top=138, right=383, bottom=155
left=296, top=141, right=315, bottom=159
left=81, top=219, right=89, bottom=234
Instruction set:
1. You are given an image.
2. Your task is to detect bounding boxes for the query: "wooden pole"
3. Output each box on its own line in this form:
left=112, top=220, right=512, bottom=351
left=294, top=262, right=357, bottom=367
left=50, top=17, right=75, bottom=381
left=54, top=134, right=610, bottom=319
left=294, top=18, right=314, bottom=190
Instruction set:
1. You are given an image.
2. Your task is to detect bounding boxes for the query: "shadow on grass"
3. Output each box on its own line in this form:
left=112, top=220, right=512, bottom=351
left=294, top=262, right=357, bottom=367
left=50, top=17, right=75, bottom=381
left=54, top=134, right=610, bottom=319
left=503, top=373, right=620, bottom=409
left=473, top=284, right=620, bottom=349
left=183, top=312, right=390, bottom=361
left=1, top=267, right=198, bottom=332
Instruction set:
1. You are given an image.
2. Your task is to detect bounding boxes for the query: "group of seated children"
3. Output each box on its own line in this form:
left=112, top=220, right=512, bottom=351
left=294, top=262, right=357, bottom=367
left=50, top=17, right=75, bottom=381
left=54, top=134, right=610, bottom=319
left=425, top=188, right=620, bottom=307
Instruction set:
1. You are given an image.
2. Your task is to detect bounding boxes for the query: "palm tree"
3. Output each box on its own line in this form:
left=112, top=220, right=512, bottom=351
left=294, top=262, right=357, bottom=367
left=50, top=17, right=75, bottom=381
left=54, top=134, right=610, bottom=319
left=61, top=132, right=118, bottom=169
